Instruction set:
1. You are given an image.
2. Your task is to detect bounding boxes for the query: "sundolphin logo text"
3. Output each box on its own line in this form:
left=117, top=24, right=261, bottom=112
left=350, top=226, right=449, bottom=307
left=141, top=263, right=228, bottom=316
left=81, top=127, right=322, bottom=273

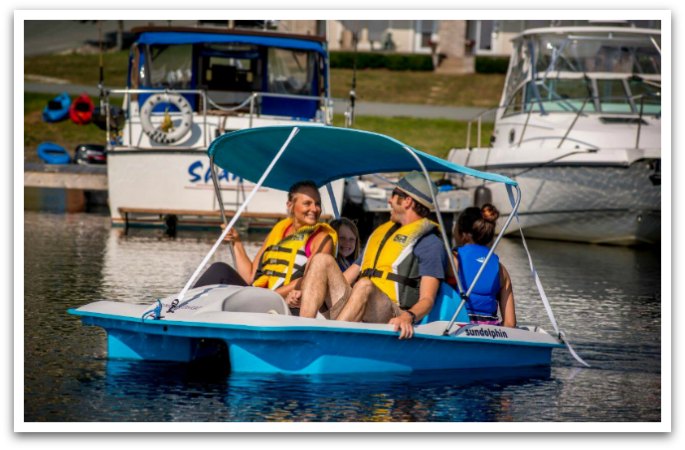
left=464, top=327, right=509, bottom=339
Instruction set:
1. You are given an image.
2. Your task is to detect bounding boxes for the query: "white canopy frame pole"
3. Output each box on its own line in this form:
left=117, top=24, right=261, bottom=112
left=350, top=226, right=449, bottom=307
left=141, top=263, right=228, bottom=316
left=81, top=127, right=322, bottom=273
left=175, top=126, right=301, bottom=303
left=325, top=182, right=340, bottom=219
left=400, top=146, right=464, bottom=302
left=443, top=183, right=522, bottom=335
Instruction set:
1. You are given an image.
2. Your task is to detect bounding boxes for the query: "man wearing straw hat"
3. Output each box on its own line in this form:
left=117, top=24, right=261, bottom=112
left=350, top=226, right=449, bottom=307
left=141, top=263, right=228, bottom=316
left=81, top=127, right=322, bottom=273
left=294, top=171, right=448, bottom=339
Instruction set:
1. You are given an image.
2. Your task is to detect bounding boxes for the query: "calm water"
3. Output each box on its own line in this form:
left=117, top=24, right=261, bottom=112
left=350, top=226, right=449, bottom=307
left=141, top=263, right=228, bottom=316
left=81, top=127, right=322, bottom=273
left=23, top=211, right=662, bottom=422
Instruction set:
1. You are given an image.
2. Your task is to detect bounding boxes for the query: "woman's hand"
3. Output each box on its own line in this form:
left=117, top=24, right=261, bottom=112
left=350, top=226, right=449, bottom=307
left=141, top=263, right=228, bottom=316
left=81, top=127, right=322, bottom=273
left=221, top=225, right=241, bottom=244
left=285, top=290, right=302, bottom=308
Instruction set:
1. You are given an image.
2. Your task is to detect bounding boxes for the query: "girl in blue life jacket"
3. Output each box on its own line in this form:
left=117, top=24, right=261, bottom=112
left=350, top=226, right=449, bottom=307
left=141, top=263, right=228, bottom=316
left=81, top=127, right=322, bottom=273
left=449, top=204, right=517, bottom=327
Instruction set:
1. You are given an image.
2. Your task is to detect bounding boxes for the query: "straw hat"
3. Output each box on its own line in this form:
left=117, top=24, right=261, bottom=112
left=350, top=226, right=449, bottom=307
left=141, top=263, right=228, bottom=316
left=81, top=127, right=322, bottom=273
left=395, top=171, right=438, bottom=210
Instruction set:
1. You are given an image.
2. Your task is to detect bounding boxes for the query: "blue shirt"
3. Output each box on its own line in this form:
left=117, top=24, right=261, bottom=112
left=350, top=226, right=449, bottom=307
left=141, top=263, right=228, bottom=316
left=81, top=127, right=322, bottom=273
left=354, top=232, right=447, bottom=279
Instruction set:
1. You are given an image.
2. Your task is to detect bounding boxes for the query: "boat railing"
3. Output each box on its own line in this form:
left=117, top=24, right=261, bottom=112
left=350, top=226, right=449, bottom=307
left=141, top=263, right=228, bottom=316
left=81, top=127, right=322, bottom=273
left=465, top=93, right=660, bottom=151
left=103, top=88, right=333, bottom=150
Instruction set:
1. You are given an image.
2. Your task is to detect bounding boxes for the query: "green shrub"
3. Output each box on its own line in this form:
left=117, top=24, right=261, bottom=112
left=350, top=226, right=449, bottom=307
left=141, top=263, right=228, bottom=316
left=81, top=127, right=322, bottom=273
left=475, top=56, right=510, bottom=74
left=330, top=51, right=433, bottom=71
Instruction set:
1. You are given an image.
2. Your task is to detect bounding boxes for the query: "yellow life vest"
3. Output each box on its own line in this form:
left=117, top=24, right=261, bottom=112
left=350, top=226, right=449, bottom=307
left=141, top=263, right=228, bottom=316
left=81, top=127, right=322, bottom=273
left=253, top=218, right=338, bottom=290
left=360, top=218, right=438, bottom=308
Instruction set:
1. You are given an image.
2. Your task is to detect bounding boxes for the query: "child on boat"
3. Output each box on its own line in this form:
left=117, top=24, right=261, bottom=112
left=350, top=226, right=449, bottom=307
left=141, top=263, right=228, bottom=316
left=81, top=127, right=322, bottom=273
left=449, top=204, right=517, bottom=327
left=329, top=217, right=361, bottom=271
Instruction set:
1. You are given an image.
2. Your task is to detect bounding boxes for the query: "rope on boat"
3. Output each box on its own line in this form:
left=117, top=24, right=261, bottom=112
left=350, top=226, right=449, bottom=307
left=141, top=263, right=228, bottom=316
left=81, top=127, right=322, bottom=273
left=505, top=185, right=591, bottom=368
left=205, top=95, right=254, bottom=112
left=141, top=299, right=163, bottom=322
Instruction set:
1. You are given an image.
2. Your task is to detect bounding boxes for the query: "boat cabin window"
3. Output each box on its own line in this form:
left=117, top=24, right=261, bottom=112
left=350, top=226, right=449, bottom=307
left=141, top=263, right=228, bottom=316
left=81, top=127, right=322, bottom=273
left=146, top=44, right=193, bottom=89
left=267, top=48, right=316, bottom=96
left=200, top=44, right=262, bottom=94
left=527, top=78, right=597, bottom=113
left=596, top=79, right=632, bottom=113
left=531, top=34, right=661, bottom=75
left=502, top=31, right=661, bottom=117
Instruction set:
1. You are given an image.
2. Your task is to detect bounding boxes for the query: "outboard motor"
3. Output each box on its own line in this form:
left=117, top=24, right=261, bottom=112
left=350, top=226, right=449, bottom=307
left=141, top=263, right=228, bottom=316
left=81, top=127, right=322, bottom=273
left=474, top=185, right=492, bottom=208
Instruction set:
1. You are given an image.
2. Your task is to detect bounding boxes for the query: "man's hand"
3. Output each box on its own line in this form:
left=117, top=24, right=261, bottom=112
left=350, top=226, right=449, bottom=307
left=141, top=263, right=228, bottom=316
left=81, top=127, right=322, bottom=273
left=389, top=312, right=415, bottom=339
left=285, top=290, right=302, bottom=308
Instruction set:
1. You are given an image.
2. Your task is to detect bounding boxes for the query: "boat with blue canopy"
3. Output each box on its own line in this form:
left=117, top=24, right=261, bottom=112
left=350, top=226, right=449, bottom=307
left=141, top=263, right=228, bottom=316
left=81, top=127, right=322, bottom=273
left=98, top=26, right=342, bottom=231
left=69, top=125, right=588, bottom=375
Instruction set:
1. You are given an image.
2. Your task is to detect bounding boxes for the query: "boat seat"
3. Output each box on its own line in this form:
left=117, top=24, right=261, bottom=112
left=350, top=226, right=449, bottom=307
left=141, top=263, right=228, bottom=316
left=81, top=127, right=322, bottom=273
left=222, top=286, right=291, bottom=315
left=418, top=282, right=469, bottom=324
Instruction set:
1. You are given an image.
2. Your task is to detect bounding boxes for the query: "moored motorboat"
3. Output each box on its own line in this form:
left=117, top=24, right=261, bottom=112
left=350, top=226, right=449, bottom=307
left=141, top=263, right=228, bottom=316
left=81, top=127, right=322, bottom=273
left=98, top=26, right=342, bottom=230
left=69, top=93, right=95, bottom=125
left=37, top=141, right=71, bottom=165
left=69, top=125, right=587, bottom=375
left=446, top=25, right=661, bottom=245
left=42, top=92, right=71, bottom=123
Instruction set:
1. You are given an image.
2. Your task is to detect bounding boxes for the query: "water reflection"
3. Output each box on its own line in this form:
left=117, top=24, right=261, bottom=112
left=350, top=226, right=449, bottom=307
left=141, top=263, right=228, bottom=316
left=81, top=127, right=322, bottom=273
left=102, top=360, right=552, bottom=422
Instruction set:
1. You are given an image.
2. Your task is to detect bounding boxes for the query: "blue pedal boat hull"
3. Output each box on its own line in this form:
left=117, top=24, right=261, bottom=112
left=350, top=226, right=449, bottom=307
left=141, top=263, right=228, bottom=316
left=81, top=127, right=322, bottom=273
left=68, top=286, right=563, bottom=375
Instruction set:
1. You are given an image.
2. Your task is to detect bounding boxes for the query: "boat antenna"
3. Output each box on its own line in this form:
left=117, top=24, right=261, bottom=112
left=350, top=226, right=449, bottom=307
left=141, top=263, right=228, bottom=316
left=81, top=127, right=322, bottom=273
left=97, top=20, right=107, bottom=123
left=344, top=31, right=358, bottom=128
left=98, top=21, right=104, bottom=105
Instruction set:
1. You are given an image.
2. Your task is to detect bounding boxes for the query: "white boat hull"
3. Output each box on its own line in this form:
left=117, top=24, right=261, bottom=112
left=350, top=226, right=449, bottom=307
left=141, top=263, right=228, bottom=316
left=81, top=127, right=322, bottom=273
left=108, top=109, right=343, bottom=226
left=448, top=148, right=660, bottom=245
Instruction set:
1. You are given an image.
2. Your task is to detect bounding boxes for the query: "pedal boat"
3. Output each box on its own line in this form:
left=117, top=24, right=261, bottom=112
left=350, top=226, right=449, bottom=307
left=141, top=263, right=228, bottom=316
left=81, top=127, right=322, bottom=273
left=69, top=126, right=583, bottom=375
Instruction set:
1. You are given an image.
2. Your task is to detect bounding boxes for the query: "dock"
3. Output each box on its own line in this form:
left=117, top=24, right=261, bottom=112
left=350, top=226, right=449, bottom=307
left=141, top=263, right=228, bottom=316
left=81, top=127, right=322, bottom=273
left=24, top=163, right=108, bottom=191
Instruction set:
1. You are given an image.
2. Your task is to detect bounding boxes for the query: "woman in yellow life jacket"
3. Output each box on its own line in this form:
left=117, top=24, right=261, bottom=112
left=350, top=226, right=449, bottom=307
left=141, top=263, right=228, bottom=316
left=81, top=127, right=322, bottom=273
left=193, top=180, right=337, bottom=311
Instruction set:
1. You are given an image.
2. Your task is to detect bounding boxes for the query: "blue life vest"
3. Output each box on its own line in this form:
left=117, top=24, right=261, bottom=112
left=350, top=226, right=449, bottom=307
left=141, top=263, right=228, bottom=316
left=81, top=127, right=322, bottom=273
left=455, top=244, right=500, bottom=321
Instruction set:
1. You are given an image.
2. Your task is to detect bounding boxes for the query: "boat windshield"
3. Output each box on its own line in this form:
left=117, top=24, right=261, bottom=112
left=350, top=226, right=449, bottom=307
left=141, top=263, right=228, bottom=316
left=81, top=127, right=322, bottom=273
left=137, top=42, right=321, bottom=97
left=503, top=30, right=661, bottom=117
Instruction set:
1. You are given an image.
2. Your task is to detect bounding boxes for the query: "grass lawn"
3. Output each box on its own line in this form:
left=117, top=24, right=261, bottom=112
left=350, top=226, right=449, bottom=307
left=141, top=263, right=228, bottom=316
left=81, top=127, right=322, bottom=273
left=24, top=51, right=496, bottom=163
left=330, top=69, right=504, bottom=107
left=24, top=93, right=113, bottom=162
left=24, top=90, right=488, bottom=164
left=24, top=51, right=505, bottom=108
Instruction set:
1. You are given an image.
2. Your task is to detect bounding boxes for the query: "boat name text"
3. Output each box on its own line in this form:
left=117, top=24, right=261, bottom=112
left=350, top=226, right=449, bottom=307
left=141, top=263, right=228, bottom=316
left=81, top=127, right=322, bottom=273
left=188, top=160, right=244, bottom=184
left=464, top=327, right=509, bottom=339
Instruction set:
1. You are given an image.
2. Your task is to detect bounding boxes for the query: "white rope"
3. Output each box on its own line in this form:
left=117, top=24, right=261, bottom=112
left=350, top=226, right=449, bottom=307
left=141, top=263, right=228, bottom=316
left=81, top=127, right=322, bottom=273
left=505, top=185, right=590, bottom=367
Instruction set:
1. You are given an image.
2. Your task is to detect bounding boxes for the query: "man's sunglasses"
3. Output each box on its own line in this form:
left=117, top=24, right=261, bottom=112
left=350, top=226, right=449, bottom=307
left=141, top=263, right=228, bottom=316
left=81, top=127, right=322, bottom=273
left=392, top=188, right=408, bottom=199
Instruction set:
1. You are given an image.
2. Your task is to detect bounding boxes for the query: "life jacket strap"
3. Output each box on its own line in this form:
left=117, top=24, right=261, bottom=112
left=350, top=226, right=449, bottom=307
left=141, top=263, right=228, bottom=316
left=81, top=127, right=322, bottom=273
left=360, top=268, right=419, bottom=289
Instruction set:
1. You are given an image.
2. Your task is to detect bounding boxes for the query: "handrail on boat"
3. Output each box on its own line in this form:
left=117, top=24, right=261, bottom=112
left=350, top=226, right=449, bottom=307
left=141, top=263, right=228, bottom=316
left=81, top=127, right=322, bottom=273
left=464, top=93, right=660, bottom=151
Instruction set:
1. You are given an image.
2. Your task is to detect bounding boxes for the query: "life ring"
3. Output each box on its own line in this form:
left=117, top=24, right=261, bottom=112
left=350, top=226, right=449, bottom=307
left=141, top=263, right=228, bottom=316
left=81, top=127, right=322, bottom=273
left=140, top=93, right=193, bottom=144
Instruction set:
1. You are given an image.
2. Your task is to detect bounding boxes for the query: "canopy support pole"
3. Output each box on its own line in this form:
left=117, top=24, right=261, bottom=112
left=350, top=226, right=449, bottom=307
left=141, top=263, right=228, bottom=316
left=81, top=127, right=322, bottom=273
left=325, top=182, right=340, bottom=219
left=209, top=154, right=236, bottom=265
left=175, top=126, right=301, bottom=303
left=400, top=145, right=465, bottom=301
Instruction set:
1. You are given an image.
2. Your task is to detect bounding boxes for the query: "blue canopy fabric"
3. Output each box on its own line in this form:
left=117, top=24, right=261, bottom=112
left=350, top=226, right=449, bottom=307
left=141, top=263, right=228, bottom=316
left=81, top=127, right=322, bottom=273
left=207, top=125, right=517, bottom=191
left=136, top=32, right=327, bottom=57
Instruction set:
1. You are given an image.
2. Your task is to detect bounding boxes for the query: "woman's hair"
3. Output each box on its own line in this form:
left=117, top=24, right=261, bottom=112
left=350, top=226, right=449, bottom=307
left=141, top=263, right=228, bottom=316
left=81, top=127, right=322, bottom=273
left=287, top=180, right=320, bottom=217
left=329, top=217, right=361, bottom=261
left=288, top=180, right=319, bottom=202
left=455, top=203, right=500, bottom=246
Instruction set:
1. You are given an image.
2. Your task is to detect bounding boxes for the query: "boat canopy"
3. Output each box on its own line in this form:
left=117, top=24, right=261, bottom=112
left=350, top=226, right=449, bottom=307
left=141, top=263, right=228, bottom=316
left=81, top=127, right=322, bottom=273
left=208, top=125, right=517, bottom=190
left=135, top=31, right=327, bottom=57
